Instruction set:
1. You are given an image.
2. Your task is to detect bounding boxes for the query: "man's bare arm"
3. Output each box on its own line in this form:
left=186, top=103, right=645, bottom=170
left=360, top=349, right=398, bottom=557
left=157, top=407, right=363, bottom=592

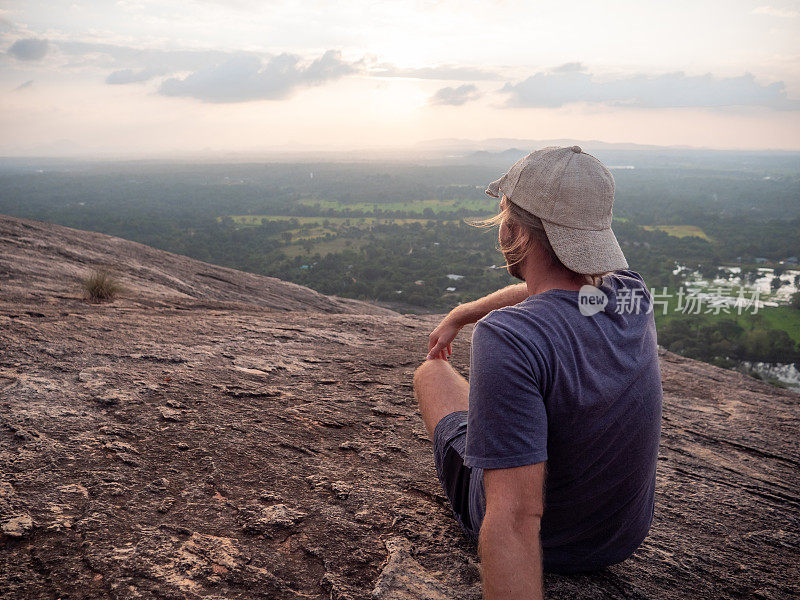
left=479, top=463, right=546, bottom=600
left=427, top=283, right=529, bottom=359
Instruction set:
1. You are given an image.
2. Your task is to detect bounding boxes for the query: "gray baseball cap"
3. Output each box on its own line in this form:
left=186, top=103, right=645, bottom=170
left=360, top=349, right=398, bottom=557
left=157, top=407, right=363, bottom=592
left=485, top=145, right=628, bottom=274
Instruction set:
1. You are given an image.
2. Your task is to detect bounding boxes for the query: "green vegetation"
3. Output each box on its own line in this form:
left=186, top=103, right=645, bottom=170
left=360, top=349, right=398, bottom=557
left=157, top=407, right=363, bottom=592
left=758, top=304, right=800, bottom=345
left=2, top=154, right=799, bottom=377
left=653, top=297, right=800, bottom=361
left=281, top=238, right=366, bottom=258
left=223, top=215, right=461, bottom=227
left=81, top=270, right=122, bottom=303
left=657, top=313, right=800, bottom=366
left=647, top=281, right=800, bottom=365
left=297, top=197, right=496, bottom=215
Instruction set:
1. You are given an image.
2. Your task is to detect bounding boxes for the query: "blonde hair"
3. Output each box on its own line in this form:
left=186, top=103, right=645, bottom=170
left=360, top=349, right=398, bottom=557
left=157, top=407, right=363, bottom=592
left=468, top=199, right=609, bottom=288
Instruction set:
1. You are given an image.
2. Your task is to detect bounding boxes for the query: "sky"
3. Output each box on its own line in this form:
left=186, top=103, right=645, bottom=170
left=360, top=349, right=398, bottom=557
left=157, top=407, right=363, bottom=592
left=1, top=0, right=799, bottom=156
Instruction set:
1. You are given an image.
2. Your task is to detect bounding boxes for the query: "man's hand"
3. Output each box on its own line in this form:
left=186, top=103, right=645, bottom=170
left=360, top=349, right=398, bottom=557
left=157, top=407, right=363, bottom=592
left=426, top=314, right=460, bottom=361
left=426, top=283, right=529, bottom=360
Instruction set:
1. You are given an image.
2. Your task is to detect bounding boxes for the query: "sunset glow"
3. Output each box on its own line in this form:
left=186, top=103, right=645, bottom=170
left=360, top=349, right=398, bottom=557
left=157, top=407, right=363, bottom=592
left=1, top=0, right=798, bottom=155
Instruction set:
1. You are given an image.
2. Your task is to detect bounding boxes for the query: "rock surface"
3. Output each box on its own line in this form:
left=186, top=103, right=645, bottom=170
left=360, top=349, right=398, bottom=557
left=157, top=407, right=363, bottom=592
left=0, top=214, right=393, bottom=314
left=1, top=214, right=798, bottom=599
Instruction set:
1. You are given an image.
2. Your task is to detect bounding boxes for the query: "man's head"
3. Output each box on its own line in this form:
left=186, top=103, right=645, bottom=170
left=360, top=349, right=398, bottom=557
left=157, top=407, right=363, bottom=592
left=484, top=195, right=606, bottom=286
left=480, top=146, right=628, bottom=285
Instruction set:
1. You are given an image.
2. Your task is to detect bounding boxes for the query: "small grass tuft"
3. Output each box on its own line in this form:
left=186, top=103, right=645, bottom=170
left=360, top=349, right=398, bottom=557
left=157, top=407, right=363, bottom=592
left=81, top=270, right=122, bottom=303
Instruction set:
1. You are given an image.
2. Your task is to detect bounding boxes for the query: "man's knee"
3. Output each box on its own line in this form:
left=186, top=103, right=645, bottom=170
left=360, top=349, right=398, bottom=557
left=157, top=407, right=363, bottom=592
left=413, top=359, right=469, bottom=436
left=413, top=358, right=449, bottom=394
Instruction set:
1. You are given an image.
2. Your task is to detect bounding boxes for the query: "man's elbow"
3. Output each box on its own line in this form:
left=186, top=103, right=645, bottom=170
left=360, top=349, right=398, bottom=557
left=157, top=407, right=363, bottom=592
left=486, top=493, right=544, bottom=529
left=479, top=504, right=542, bottom=544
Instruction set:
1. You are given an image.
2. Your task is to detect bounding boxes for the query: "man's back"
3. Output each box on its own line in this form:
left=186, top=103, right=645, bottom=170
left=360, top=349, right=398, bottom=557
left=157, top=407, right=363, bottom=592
left=465, top=269, right=663, bottom=572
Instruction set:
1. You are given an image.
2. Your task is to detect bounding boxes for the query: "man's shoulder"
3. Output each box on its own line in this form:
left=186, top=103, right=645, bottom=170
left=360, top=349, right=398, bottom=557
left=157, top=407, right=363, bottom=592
left=474, top=308, right=516, bottom=338
left=478, top=301, right=538, bottom=329
left=606, top=269, right=647, bottom=288
left=604, top=269, right=652, bottom=303
left=475, top=301, right=553, bottom=353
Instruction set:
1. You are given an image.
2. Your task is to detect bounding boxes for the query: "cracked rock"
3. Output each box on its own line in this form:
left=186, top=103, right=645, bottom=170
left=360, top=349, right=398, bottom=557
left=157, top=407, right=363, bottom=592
left=1, top=513, right=33, bottom=538
left=242, top=503, right=308, bottom=533
left=371, top=537, right=456, bottom=599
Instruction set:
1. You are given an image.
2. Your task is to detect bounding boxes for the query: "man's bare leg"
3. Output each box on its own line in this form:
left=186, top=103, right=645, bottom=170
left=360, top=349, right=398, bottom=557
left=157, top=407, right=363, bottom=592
left=413, top=358, right=469, bottom=439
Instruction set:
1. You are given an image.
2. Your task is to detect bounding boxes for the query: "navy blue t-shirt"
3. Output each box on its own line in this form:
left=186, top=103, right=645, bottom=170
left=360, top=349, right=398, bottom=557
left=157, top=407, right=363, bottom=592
left=464, top=270, right=662, bottom=572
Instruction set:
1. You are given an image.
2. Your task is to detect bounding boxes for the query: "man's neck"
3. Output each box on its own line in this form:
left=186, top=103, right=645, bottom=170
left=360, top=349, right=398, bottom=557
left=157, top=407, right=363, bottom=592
left=523, top=266, right=585, bottom=296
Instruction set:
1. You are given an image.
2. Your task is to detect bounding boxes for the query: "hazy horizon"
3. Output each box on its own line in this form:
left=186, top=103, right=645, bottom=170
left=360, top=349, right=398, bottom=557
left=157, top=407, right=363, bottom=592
left=1, top=1, right=799, bottom=156
left=4, top=138, right=800, bottom=164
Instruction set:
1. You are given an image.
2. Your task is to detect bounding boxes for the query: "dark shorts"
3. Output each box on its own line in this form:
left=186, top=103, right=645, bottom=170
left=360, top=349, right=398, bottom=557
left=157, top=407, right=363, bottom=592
left=433, top=410, right=486, bottom=543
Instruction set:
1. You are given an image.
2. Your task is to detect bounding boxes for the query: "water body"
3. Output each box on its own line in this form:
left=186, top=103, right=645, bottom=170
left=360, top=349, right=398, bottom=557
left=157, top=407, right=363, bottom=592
left=672, top=264, right=800, bottom=310
left=740, top=361, right=800, bottom=392
left=669, top=264, right=800, bottom=392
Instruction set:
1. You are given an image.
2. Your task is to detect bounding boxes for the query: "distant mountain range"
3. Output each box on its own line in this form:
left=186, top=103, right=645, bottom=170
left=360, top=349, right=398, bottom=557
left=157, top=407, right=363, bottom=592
left=423, top=139, right=800, bottom=171
left=415, top=137, right=699, bottom=154
left=5, top=136, right=798, bottom=163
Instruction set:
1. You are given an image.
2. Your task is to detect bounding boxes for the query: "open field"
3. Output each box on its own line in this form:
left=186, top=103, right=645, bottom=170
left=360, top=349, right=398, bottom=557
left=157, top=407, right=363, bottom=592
left=760, top=306, right=800, bottom=343
left=282, top=226, right=337, bottom=241
left=225, top=213, right=628, bottom=228
left=643, top=225, right=711, bottom=240
left=222, top=215, right=462, bottom=227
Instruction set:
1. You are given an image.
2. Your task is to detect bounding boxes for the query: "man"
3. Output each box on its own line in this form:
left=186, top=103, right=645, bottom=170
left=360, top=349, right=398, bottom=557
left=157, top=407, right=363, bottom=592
left=413, top=146, right=663, bottom=599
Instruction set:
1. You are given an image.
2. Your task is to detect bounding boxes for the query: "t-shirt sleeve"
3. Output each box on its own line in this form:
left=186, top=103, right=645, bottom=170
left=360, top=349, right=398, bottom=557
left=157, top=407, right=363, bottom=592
left=464, top=316, right=548, bottom=470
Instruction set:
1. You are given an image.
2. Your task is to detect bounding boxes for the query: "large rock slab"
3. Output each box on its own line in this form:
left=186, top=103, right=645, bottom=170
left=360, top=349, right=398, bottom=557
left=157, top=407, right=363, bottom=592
left=0, top=215, right=798, bottom=598
left=0, top=214, right=393, bottom=314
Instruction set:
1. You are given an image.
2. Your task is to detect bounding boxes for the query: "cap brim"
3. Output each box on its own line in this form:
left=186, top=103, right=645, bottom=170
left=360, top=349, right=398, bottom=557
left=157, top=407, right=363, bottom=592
left=485, top=177, right=503, bottom=198
left=541, top=220, right=629, bottom=274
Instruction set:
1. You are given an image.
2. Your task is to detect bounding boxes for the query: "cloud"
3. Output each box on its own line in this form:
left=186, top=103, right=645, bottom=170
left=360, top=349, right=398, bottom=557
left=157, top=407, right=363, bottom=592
left=371, top=63, right=500, bottom=81
left=7, top=38, right=49, bottom=61
left=752, top=5, right=799, bottom=17
left=501, top=68, right=800, bottom=110
left=429, top=84, right=481, bottom=106
left=158, top=50, right=359, bottom=102
left=13, top=79, right=33, bottom=91
left=552, top=62, right=586, bottom=73
left=55, top=43, right=498, bottom=85
left=105, top=68, right=159, bottom=84
left=56, top=41, right=230, bottom=74
left=56, top=41, right=361, bottom=97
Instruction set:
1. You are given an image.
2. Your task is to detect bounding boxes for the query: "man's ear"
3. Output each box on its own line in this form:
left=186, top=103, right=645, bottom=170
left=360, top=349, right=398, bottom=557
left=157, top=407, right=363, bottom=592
left=515, top=223, right=532, bottom=249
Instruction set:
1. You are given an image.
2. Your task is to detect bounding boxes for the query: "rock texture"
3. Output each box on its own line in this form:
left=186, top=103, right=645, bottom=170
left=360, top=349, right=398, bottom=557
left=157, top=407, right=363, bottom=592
left=0, top=214, right=392, bottom=314
left=1, top=214, right=798, bottom=599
